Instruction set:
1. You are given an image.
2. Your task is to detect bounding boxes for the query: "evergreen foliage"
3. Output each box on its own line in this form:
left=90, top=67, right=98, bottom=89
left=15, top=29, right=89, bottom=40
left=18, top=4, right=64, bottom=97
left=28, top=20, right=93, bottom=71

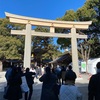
left=56, top=0, right=100, bottom=59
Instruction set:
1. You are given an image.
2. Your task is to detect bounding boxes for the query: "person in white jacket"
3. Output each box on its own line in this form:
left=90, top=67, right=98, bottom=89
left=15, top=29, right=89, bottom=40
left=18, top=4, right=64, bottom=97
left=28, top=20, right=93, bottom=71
left=59, top=65, right=82, bottom=100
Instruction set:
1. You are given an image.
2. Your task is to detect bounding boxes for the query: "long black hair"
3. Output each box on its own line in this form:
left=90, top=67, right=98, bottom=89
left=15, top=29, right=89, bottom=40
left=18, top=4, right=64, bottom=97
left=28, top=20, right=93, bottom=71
left=45, top=67, right=51, bottom=82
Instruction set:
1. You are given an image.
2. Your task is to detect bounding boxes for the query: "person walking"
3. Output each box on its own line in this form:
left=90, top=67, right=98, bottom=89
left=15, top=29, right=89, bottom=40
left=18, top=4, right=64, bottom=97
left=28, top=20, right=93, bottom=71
left=39, top=66, right=59, bottom=100
left=61, top=66, right=66, bottom=84
left=4, top=66, right=22, bottom=100
left=5, top=64, right=13, bottom=84
left=88, top=62, right=100, bottom=100
left=55, top=65, right=61, bottom=84
left=59, top=65, right=82, bottom=100
left=17, top=66, right=29, bottom=100
left=25, top=68, right=36, bottom=100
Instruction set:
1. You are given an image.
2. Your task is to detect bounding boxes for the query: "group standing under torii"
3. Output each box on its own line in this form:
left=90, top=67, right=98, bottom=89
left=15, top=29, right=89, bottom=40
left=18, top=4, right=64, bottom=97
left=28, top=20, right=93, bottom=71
left=4, top=63, right=82, bottom=100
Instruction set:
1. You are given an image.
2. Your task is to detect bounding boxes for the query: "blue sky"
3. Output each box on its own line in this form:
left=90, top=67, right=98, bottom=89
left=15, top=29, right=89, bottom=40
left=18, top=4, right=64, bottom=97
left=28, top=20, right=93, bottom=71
left=0, top=0, right=86, bottom=19
left=0, top=0, right=86, bottom=52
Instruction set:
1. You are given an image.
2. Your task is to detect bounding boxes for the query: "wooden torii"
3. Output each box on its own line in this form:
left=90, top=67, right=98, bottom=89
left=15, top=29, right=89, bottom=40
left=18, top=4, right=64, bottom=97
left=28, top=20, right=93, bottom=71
left=5, top=12, right=92, bottom=75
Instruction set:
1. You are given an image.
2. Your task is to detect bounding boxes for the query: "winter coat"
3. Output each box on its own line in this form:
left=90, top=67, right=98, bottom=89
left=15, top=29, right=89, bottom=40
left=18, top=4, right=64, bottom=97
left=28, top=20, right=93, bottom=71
left=5, top=72, right=22, bottom=100
left=39, top=73, right=58, bottom=100
left=88, top=73, right=100, bottom=100
left=25, top=71, right=36, bottom=86
left=59, top=85, right=82, bottom=100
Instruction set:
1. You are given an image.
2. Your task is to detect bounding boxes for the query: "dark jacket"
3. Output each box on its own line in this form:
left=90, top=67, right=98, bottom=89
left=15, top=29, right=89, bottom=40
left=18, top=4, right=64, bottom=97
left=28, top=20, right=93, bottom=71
left=39, top=73, right=58, bottom=100
left=61, top=67, right=66, bottom=80
left=25, top=71, right=35, bottom=86
left=5, top=71, right=22, bottom=100
left=88, top=73, right=100, bottom=100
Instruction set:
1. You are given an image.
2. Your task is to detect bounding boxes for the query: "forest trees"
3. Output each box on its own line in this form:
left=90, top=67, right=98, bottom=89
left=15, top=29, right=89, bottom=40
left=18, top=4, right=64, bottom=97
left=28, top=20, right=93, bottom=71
left=56, top=0, right=100, bottom=62
left=32, top=26, right=62, bottom=64
left=0, top=18, right=62, bottom=63
left=0, top=18, right=25, bottom=60
left=76, top=0, right=100, bottom=60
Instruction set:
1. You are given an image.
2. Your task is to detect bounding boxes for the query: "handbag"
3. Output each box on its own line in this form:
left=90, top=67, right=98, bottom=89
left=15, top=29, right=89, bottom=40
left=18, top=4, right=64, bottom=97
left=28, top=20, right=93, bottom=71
left=21, top=76, right=29, bottom=92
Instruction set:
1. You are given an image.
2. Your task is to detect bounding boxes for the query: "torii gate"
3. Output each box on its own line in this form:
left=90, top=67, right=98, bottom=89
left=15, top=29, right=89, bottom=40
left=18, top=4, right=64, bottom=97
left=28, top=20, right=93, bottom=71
left=5, top=12, right=92, bottom=75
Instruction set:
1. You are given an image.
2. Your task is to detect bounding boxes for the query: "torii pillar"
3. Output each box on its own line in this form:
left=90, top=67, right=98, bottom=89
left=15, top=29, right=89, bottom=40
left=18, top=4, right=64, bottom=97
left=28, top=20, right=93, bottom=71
left=5, top=12, right=92, bottom=76
left=24, top=24, right=31, bottom=68
left=71, top=27, right=79, bottom=74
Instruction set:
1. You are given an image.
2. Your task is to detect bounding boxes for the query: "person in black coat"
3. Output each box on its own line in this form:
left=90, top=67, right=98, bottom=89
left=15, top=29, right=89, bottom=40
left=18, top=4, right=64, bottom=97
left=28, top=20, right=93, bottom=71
left=66, top=65, right=77, bottom=84
left=88, top=62, right=100, bottom=100
left=4, top=66, right=22, bottom=100
left=5, top=64, right=13, bottom=83
left=25, top=68, right=36, bottom=100
left=39, top=66, right=58, bottom=100
left=61, top=66, right=66, bottom=84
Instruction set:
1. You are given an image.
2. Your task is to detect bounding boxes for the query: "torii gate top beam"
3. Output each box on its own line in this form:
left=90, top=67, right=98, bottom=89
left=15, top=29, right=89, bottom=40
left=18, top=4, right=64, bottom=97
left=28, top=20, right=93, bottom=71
left=5, top=12, right=92, bottom=29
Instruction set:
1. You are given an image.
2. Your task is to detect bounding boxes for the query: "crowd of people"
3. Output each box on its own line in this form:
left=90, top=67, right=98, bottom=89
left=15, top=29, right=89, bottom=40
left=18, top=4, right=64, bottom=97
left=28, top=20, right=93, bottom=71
left=39, top=64, right=82, bottom=100
left=3, top=62, right=100, bottom=100
left=4, top=64, right=36, bottom=100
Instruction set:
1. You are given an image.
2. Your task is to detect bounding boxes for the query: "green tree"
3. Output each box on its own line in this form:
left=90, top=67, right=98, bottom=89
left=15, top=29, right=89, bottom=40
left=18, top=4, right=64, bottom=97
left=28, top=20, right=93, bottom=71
left=56, top=10, right=77, bottom=50
left=32, top=26, right=62, bottom=64
left=0, top=35, right=23, bottom=59
left=0, top=18, right=25, bottom=60
left=0, top=18, right=61, bottom=63
left=76, top=0, right=100, bottom=59
left=56, top=0, right=100, bottom=60
left=0, top=18, right=25, bottom=36
left=62, top=10, right=77, bottom=21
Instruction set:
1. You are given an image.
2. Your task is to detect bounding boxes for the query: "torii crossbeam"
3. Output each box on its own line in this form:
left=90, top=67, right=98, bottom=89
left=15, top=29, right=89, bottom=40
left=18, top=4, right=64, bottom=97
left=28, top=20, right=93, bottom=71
left=5, top=12, right=92, bottom=76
